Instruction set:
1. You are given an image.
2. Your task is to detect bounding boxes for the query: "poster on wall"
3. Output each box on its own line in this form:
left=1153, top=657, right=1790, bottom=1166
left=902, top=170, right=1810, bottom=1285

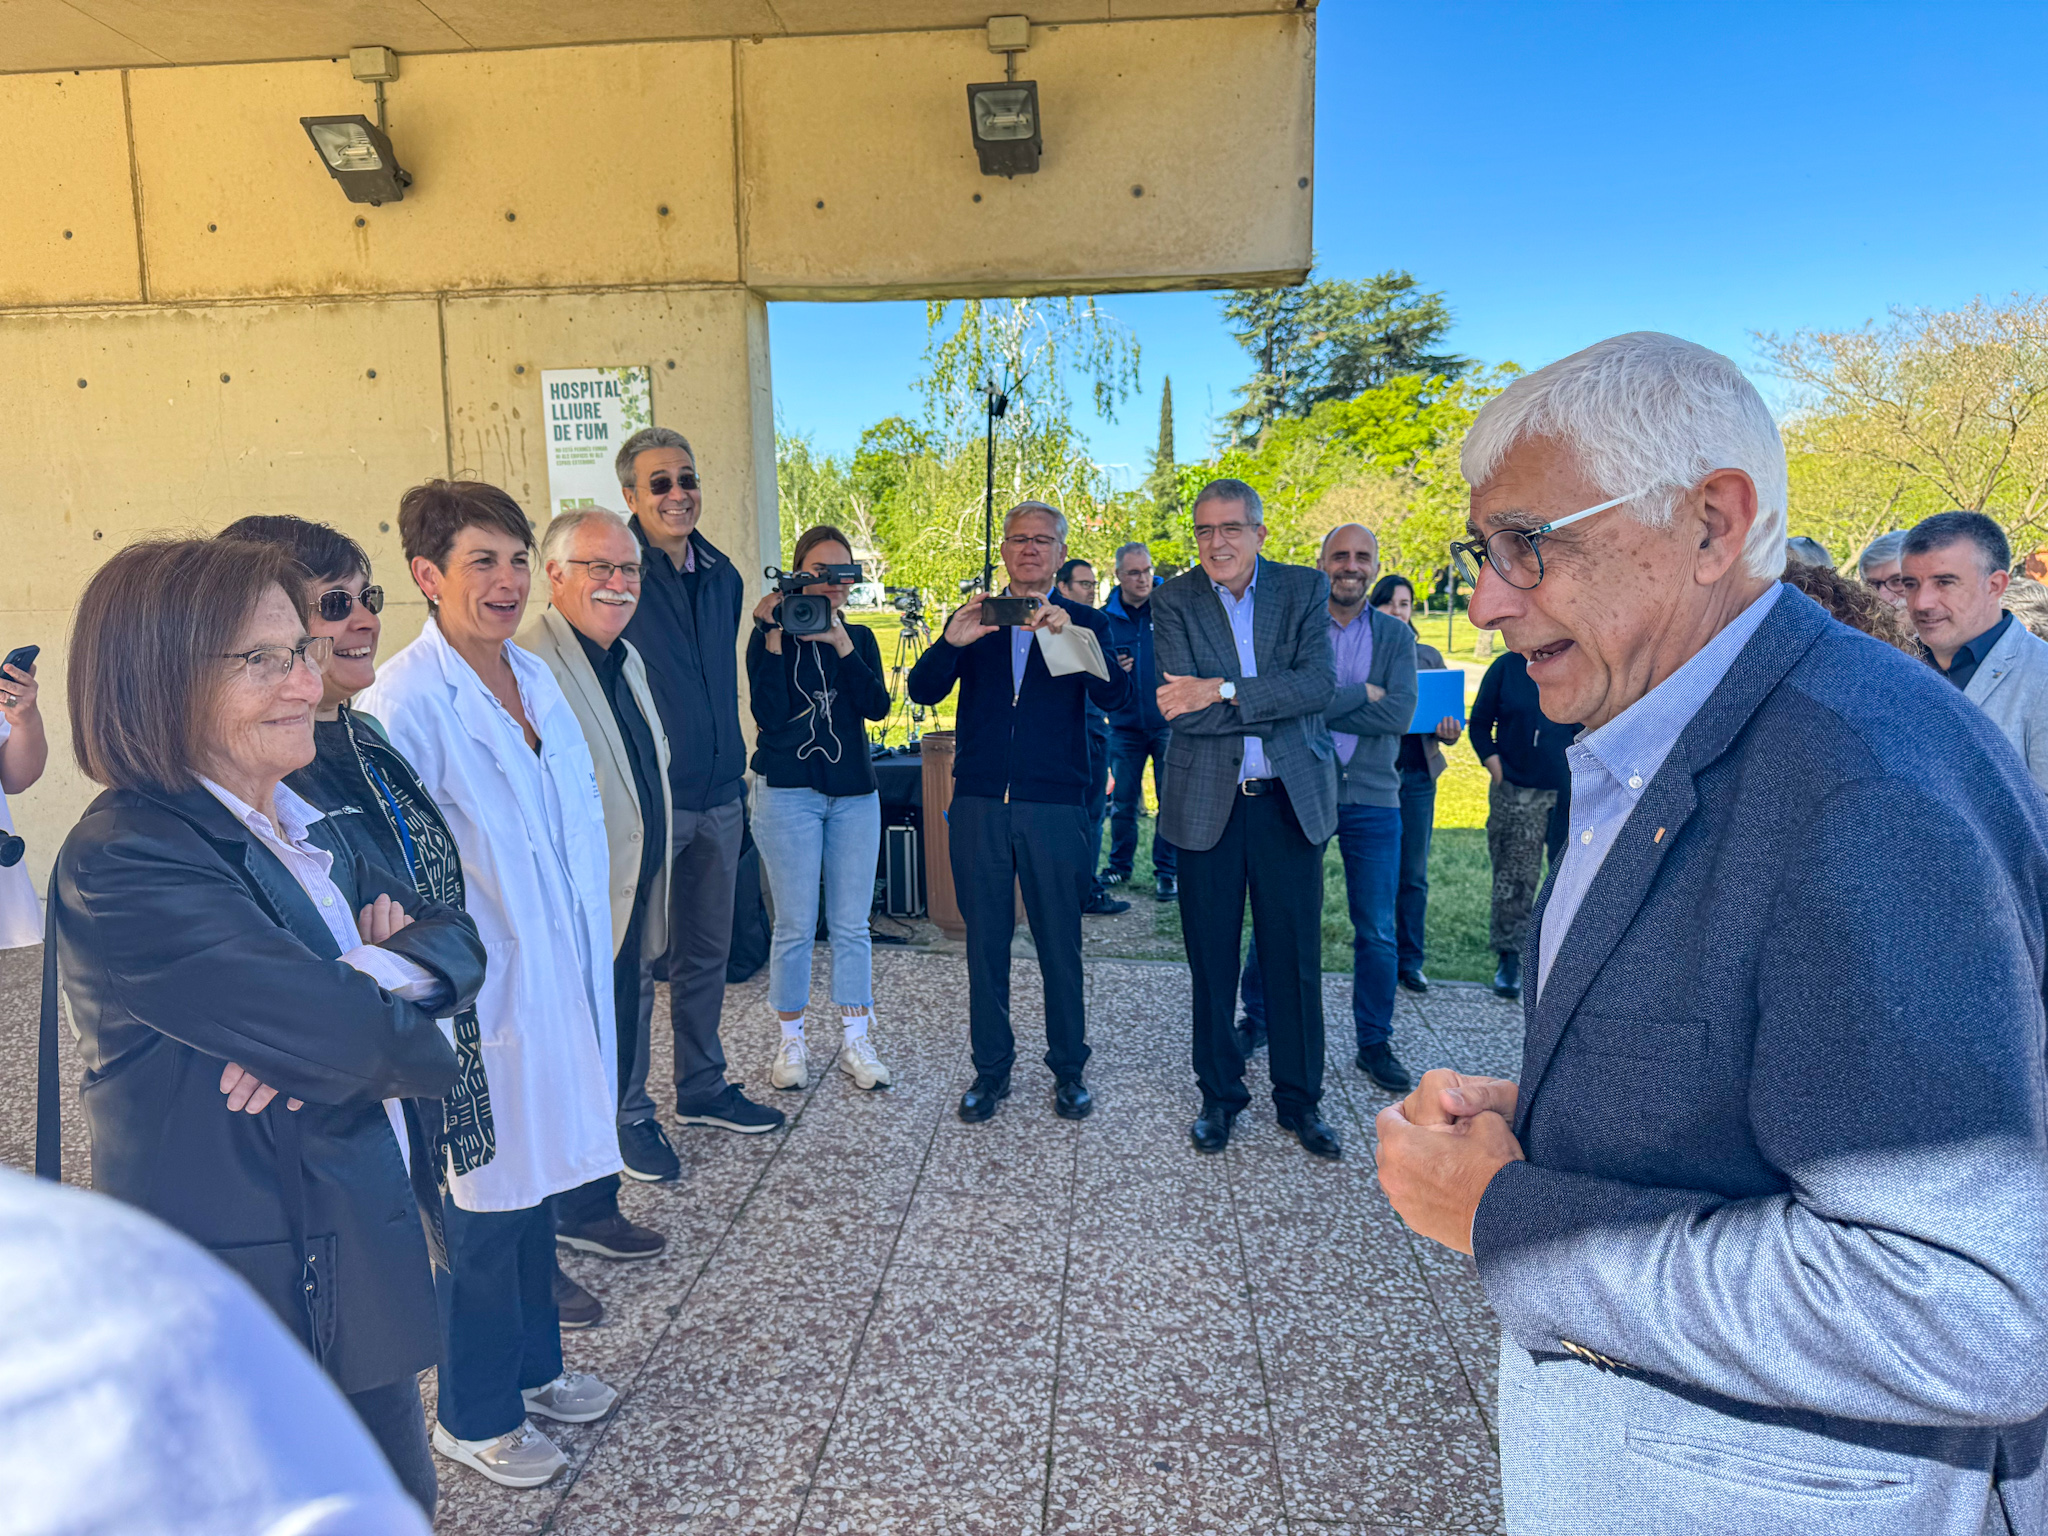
left=541, top=366, right=652, bottom=517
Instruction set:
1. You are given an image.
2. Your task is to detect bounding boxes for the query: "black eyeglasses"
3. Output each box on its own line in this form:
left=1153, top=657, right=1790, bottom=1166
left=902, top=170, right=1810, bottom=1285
left=1448, top=491, right=1643, bottom=591
left=646, top=472, right=699, bottom=496
left=317, top=585, right=384, bottom=622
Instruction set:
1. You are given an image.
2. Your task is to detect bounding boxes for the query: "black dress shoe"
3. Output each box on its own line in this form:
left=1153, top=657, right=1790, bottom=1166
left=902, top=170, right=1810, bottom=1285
left=1278, top=1112, right=1343, bottom=1160
left=957, top=1075, right=1011, bottom=1123
left=1397, top=969, right=1430, bottom=994
left=1154, top=874, right=1179, bottom=902
left=1492, top=951, right=1522, bottom=1001
left=1083, top=889, right=1131, bottom=916
left=1054, top=1078, right=1094, bottom=1120
left=1354, top=1041, right=1415, bottom=1094
left=1189, top=1104, right=1236, bottom=1153
left=1235, top=1018, right=1268, bottom=1055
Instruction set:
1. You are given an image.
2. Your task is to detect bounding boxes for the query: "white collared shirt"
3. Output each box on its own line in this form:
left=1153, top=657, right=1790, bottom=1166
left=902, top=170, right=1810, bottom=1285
left=200, top=777, right=441, bottom=1167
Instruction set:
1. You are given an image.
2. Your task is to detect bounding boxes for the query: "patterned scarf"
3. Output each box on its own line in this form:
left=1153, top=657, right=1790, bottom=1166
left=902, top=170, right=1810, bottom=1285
left=342, top=709, right=497, bottom=1179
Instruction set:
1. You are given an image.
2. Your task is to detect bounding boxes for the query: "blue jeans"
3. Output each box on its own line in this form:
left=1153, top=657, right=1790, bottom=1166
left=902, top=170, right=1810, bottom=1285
left=1242, top=802, right=1401, bottom=1049
left=1107, top=724, right=1176, bottom=877
left=751, top=785, right=880, bottom=1014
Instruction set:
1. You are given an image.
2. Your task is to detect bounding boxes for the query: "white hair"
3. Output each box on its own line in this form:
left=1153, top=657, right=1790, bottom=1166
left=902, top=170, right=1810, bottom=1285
left=1461, top=332, right=1788, bottom=579
left=1004, top=501, right=1069, bottom=541
left=540, top=507, right=633, bottom=566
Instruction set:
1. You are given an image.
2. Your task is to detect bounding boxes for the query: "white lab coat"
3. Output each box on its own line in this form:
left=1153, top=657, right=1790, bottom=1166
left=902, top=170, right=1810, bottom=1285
left=359, top=618, right=621, bottom=1212
left=0, top=717, right=38, bottom=950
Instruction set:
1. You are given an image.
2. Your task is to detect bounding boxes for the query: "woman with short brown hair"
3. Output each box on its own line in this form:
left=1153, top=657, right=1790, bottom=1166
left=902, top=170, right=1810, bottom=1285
left=49, top=535, right=486, bottom=1517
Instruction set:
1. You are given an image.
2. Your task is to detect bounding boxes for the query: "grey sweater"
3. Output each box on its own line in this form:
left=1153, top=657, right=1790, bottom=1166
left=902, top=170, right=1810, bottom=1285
left=1325, top=606, right=1419, bottom=808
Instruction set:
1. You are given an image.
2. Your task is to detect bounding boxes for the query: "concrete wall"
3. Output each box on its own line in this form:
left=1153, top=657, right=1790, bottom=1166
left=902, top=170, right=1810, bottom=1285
left=0, top=11, right=1314, bottom=887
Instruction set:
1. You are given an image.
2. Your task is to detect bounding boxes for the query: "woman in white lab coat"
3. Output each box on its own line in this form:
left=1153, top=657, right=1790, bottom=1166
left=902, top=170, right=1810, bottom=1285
left=0, top=648, right=47, bottom=949
left=358, top=480, right=621, bottom=1493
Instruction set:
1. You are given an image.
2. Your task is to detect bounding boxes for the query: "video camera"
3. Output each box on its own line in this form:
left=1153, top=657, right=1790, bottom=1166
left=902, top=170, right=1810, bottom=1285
left=765, top=563, right=863, bottom=638
left=886, top=586, right=924, bottom=618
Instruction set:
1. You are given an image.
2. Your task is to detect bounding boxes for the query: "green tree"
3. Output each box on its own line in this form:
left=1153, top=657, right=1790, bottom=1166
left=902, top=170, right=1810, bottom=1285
left=774, top=428, right=855, bottom=561
left=1761, top=294, right=2048, bottom=561
left=1142, top=376, right=1180, bottom=543
left=1220, top=270, right=1470, bottom=444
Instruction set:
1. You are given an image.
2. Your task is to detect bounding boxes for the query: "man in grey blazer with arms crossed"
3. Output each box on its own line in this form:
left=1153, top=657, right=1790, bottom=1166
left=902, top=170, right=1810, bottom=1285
left=1376, top=332, right=2048, bottom=1534
left=1154, top=478, right=1342, bottom=1160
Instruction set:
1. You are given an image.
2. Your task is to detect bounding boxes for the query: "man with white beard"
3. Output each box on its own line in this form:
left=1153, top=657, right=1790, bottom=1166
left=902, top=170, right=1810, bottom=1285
left=518, top=510, right=676, bottom=1324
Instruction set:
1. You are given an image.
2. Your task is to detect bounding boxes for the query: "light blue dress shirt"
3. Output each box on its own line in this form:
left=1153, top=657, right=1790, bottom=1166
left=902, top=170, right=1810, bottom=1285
left=1536, top=583, right=1782, bottom=1001
left=1213, top=569, right=1272, bottom=782
left=1010, top=619, right=1032, bottom=698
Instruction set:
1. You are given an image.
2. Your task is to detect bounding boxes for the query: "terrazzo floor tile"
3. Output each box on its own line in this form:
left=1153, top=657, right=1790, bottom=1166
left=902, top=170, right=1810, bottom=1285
left=796, top=1487, right=1047, bottom=1535
left=1044, top=1429, right=1286, bottom=1534
left=0, top=946, right=1520, bottom=1534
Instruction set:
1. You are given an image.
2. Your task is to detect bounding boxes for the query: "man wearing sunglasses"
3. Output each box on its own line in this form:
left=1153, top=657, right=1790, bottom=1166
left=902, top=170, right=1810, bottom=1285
left=616, top=426, right=784, bottom=1139
left=1375, top=333, right=2048, bottom=1535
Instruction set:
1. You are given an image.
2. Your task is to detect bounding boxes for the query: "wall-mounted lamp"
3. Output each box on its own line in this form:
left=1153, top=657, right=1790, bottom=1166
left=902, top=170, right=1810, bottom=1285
left=301, top=46, right=411, bottom=205
left=968, top=15, right=1040, bottom=177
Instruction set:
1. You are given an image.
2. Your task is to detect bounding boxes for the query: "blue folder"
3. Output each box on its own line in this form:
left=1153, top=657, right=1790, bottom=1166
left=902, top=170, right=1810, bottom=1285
left=1407, top=668, right=1466, bottom=734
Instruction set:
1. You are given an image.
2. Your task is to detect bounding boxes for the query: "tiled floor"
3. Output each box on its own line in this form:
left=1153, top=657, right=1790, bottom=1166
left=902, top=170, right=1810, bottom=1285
left=0, top=941, right=1519, bottom=1535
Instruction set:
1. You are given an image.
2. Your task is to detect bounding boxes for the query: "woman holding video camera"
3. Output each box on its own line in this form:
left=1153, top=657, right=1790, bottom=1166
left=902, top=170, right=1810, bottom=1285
left=746, top=524, right=893, bottom=1093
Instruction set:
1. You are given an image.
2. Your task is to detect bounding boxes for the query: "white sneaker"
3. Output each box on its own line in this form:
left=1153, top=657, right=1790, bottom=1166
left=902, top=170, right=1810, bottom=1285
left=521, top=1371, right=619, bottom=1424
left=770, top=1033, right=810, bottom=1090
left=838, top=1034, right=893, bottom=1090
left=432, top=1419, right=568, bottom=1488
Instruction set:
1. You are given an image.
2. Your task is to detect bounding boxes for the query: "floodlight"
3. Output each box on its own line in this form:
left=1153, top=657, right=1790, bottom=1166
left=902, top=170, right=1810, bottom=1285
left=300, top=114, right=412, bottom=205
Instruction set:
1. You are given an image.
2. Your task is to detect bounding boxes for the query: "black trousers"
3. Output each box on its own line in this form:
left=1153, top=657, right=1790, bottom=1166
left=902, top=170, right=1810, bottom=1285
left=555, top=877, right=655, bottom=1230
left=948, top=794, right=1092, bottom=1084
left=348, top=1376, right=436, bottom=1518
left=1178, top=783, right=1326, bottom=1118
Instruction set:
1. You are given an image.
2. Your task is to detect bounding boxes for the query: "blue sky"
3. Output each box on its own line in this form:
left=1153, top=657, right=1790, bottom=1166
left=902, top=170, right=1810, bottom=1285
left=769, top=1, right=2048, bottom=488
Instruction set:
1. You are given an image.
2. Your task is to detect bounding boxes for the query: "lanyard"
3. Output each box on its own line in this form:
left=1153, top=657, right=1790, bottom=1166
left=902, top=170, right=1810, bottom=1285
left=362, top=753, right=421, bottom=886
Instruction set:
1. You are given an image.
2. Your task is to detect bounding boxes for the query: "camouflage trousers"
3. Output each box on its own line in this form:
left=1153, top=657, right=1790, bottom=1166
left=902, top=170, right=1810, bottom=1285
left=1487, top=781, right=1557, bottom=956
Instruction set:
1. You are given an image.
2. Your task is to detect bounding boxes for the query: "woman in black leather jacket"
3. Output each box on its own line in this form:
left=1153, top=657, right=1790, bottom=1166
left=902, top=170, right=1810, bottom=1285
left=47, top=536, right=485, bottom=1517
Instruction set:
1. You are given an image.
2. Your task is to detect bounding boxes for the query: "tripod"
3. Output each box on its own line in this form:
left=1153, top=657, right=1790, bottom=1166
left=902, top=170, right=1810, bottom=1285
left=886, top=606, right=932, bottom=748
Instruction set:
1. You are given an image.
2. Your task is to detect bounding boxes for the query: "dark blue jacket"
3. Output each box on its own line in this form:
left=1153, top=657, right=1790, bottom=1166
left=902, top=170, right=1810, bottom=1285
left=1473, top=587, right=2048, bottom=1529
left=1100, top=588, right=1165, bottom=732
left=622, top=523, right=746, bottom=813
left=907, top=593, right=1131, bottom=805
left=1470, top=648, right=1576, bottom=791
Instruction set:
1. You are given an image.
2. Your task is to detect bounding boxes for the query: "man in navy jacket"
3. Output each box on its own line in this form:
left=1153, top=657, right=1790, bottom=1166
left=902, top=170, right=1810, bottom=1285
left=1378, top=333, right=2048, bottom=1535
left=908, top=503, right=1130, bottom=1125
left=1100, top=540, right=1178, bottom=900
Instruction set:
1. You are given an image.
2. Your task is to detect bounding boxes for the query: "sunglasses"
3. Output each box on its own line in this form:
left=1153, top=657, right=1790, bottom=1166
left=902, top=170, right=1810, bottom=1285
left=646, top=472, right=699, bottom=496
left=317, top=585, right=384, bottom=622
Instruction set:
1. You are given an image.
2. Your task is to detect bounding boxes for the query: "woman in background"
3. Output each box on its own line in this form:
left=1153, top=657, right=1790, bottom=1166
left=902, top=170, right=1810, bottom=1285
left=746, top=523, right=894, bottom=1091
left=0, top=640, right=45, bottom=950
left=1369, top=575, right=1461, bottom=994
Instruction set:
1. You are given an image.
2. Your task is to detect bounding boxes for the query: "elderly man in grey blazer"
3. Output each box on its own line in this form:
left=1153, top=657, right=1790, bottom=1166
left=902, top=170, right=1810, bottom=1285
left=517, top=511, right=678, bottom=1307
left=1901, top=509, right=2048, bottom=792
left=1376, top=332, right=2048, bottom=1535
left=1153, top=478, right=1341, bottom=1159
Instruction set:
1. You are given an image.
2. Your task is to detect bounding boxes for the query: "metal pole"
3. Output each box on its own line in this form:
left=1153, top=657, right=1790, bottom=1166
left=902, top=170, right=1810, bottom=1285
left=1446, top=567, right=1457, bottom=654
left=983, top=382, right=996, bottom=594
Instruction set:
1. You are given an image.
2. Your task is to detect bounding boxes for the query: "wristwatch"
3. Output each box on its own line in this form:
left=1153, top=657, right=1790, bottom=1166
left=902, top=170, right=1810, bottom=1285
left=1218, top=680, right=1237, bottom=703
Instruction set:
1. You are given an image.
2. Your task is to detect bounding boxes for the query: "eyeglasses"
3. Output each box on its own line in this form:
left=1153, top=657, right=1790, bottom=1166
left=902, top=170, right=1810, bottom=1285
left=221, top=636, right=334, bottom=684
left=316, top=585, right=384, bottom=622
left=646, top=471, right=699, bottom=497
left=565, top=559, right=643, bottom=584
left=1449, top=490, right=1645, bottom=591
left=1003, top=534, right=1059, bottom=550
left=1867, top=574, right=1907, bottom=593
left=1193, top=521, right=1253, bottom=543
